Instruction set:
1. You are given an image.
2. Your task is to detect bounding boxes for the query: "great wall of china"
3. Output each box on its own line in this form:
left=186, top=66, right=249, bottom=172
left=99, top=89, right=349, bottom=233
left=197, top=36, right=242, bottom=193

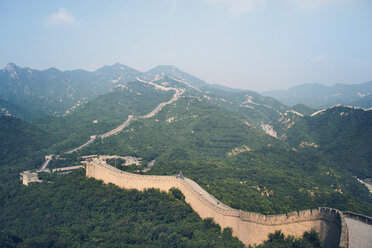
left=86, top=158, right=348, bottom=248
left=20, top=79, right=183, bottom=183
left=21, top=77, right=372, bottom=247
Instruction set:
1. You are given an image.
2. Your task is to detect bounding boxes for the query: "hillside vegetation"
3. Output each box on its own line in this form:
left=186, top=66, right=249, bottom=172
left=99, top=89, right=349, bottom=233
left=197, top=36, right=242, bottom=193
left=1, top=65, right=371, bottom=247
left=285, top=106, right=372, bottom=178
left=0, top=171, right=243, bottom=248
left=33, top=81, right=174, bottom=153
left=81, top=92, right=372, bottom=215
left=0, top=116, right=52, bottom=168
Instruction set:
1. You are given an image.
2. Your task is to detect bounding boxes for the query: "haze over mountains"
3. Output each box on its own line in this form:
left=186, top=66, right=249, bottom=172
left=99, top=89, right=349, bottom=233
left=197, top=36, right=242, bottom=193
left=263, top=81, right=372, bottom=109
left=0, top=63, right=208, bottom=120
left=2, top=63, right=371, bottom=122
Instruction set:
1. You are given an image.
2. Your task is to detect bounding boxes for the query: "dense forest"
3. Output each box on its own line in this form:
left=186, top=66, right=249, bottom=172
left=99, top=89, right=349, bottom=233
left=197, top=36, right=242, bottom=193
left=0, top=171, right=245, bottom=247
left=0, top=116, right=51, bottom=169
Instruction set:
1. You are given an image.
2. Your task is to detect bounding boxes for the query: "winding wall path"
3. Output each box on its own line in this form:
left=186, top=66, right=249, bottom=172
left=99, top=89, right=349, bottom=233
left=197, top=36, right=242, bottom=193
left=33, top=78, right=182, bottom=172
left=86, top=159, right=348, bottom=248
left=140, top=89, right=183, bottom=119
left=99, top=115, right=135, bottom=138
left=65, top=137, right=96, bottom=154
left=37, top=158, right=51, bottom=172
left=66, top=82, right=182, bottom=154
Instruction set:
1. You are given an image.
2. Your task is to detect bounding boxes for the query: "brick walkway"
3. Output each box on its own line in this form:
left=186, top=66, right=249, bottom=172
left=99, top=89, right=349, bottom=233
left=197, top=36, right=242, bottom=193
left=345, top=217, right=372, bottom=248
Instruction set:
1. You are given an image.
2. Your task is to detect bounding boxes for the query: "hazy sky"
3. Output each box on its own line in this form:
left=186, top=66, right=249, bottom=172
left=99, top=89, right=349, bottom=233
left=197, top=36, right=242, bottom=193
left=1, top=0, right=371, bottom=91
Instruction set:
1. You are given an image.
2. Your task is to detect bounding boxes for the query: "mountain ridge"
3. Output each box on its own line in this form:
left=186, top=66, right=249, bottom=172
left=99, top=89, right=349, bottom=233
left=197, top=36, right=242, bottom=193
left=263, top=81, right=372, bottom=109
left=0, top=63, right=207, bottom=120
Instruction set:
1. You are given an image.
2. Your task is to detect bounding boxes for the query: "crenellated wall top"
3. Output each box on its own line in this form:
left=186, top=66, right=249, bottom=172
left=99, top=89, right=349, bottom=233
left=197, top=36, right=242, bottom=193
left=87, top=160, right=348, bottom=230
left=87, top=160, right=349, bottom=247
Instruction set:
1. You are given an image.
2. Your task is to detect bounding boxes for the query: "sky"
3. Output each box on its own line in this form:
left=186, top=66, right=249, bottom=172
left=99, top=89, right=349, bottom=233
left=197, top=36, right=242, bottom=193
left=0, top=0, right=371, bottom=92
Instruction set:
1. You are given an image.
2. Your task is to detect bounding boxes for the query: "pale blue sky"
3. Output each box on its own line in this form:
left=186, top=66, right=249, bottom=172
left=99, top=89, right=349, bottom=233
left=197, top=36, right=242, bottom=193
left=1, top=0, right=371, bottom=91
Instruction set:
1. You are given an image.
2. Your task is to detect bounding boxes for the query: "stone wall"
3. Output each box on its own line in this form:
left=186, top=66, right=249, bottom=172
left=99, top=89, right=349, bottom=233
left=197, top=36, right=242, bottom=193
left=86, top=160, right=348, bottom=248
left=20, top=171, right=42, bottom=186
left=343, top=211, right=372, bottom=225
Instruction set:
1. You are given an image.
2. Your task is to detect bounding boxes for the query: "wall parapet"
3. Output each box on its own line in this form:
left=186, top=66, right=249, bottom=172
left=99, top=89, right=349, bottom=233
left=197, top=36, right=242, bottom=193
left=343, top=211, right=372, bottom=225
left=86, top=159, right=348, bottom=247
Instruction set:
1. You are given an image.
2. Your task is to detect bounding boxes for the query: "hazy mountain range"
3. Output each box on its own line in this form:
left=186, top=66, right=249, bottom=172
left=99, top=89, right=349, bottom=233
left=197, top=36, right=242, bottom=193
left=0, top=63, right=208, bottom=120
left=2, top=63, right=371, bottom=122
left=263, top=81, right=372, bottom=109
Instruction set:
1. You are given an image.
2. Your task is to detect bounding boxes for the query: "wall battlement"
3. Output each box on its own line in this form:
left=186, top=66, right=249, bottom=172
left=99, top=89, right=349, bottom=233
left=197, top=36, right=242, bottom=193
left=343, top=211, right=372, bottom=225
left=86, top=159, right=348, bottom=247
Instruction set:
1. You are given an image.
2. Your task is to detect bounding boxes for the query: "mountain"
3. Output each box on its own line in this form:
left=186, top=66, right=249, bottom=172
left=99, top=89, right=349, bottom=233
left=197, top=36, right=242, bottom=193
left=143, top=65, right=209, bottom=88
left=0, top=63, right=141, bottom=120
left=94, top=62, right=141, bottom=83
left=283, top=105, right=372, bottom=178
left=263, top=81, right=372, bottom=109
left=0, top=63, right=211, bottom=120
left=33, top=79, right=175, bottom=152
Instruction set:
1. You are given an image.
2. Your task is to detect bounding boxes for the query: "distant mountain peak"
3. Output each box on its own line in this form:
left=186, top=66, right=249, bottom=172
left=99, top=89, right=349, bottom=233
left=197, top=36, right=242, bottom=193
left=156, top=65, right=177, bottom=69
left=147, top=65, right=179, bottom=72
left=3, top=63, right=21, bottom=79
left=112, top=62, right=128, bottom=69
left=144, top=65, right=208, bottom=88
left=95, top=63, right=139, bottom=73
left=46, top=67, right=61, bottom=73
left=5, top=63, right=18, bottom=71
left=3, top=63, right=35, bottom=75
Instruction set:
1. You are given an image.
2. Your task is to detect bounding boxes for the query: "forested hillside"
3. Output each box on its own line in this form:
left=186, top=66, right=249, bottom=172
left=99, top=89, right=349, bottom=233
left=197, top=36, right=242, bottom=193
left=284, top=106, right=372, bottom=179
left=0, top=63, right=141, bottom=119
left=32, top=80, right=174, bottom=153
left=0, top=63, right=207, bottom=120
left=1, top=65, right=371, bottom=247
left=0, top=116, right=52, bottom=168
left=80, top=94, right=372, bottom=215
